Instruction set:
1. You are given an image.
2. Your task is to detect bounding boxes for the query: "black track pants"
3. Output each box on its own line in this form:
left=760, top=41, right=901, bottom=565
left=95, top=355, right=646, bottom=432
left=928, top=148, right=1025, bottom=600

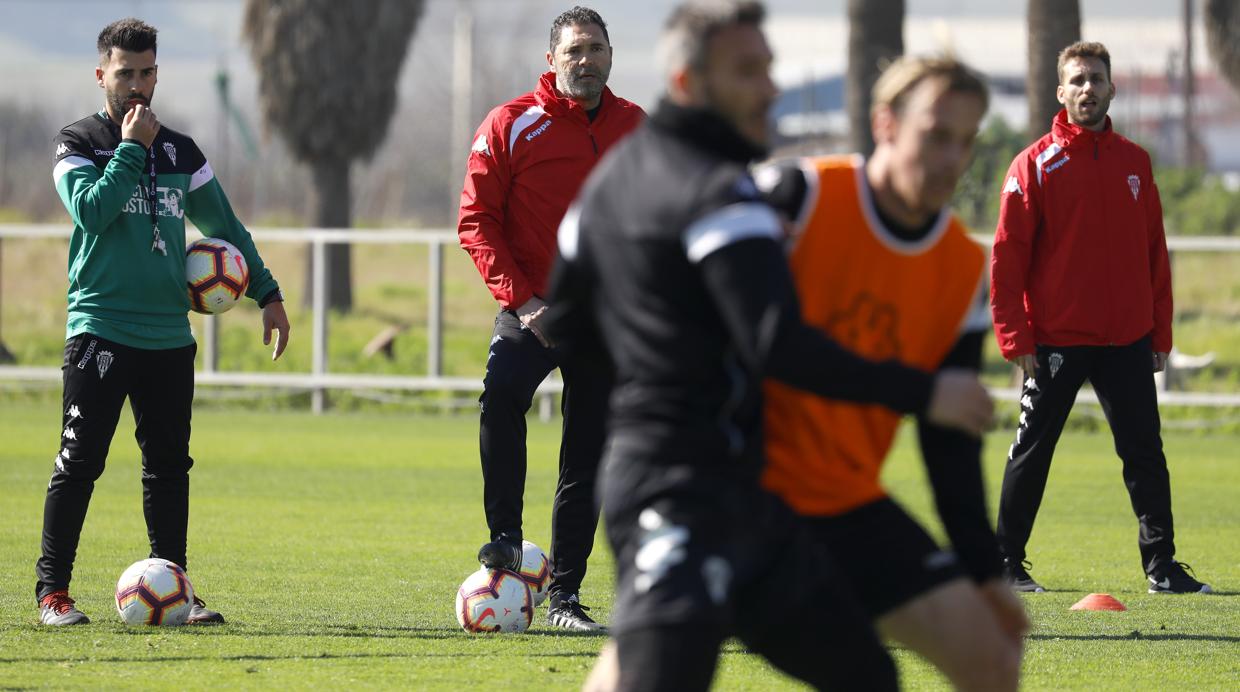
left=478, top=310, right=607, bottom=598
left=996, top=336, right=1175, bottom=574
left=36, top=333, right=196, bottom=600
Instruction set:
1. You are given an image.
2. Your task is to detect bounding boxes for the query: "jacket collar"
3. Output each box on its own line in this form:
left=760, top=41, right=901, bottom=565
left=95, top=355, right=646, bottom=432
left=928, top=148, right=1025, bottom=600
left=649, top=98, right=767, bottom=164
left=534, top=71, right=614, bottom=120
left=1051, top=108, right=1114, bottom=150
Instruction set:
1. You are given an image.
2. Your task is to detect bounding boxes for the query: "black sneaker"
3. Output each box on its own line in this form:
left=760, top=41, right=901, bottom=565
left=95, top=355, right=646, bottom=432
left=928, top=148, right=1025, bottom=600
left=186, top=595, right=226, bottom=624
left=1003, top=558, right=1046, bottom=593
left=477, top=537, right=522, bottom=572
left=1148, top=561, right=1212, bottom=594
left=547, top=593, right=607, bottom=632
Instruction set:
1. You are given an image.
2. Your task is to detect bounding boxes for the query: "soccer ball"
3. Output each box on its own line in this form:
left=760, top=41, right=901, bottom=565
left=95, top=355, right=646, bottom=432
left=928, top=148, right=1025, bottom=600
left=518, top=540, right=551, bottom=606
left=115, top=558, right=195, bottom=626
left=455, top=567, right=533, bottom=633
left=186, top=238, right=249, bottom=314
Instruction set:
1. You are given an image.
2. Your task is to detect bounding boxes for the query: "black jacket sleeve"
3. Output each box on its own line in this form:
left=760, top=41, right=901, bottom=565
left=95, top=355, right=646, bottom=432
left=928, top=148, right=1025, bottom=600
left=698, top=236, right=932, bottom=414
left=916, top=329, right=1004, bottom=582
left=541, top=213, right=615, bottom=384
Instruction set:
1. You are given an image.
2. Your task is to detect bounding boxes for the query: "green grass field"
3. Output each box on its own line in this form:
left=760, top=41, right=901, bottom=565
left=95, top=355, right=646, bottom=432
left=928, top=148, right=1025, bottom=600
left=1, top=397, right=1236, bottom=690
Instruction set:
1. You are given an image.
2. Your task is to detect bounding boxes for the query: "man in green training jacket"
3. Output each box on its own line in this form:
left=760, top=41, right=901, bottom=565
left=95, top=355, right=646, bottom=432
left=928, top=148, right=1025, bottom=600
left=36, top=17, right=290, bottom=626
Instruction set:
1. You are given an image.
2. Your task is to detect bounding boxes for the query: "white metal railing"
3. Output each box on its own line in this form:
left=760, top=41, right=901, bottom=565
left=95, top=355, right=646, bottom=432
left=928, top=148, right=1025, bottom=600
left=0, top=224, right=567, bottom=414
left=0, top=224, right=1236, bottom=410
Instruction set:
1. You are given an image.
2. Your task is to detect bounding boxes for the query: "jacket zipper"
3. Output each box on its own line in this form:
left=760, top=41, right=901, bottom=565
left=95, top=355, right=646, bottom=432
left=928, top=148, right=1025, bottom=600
left=1094, top=134, right=1115, bottom=344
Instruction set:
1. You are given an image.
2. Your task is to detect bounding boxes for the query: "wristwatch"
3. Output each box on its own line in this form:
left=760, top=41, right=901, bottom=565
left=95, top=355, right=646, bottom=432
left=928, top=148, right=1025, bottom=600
left=258, top=289, right=284, bottom=308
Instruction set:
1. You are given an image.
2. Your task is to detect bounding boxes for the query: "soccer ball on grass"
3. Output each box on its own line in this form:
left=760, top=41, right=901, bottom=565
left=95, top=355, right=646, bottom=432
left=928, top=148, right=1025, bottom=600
left=518, top=540, right=551, bottom=607
left=455, top=567, right=533, bottom=633
left=115, top=558, right=195, bottom=626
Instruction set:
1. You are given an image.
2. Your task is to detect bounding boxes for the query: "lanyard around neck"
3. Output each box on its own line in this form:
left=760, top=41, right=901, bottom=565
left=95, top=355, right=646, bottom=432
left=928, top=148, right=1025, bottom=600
left=147, top=142, right=165, bottom=255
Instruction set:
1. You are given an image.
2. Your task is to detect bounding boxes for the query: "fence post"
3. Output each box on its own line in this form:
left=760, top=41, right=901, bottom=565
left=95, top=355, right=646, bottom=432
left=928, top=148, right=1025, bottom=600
left=0, top=238, right=13, bottom=363
left=311, top=235, right=328, bottom=413
left=203, top=314, right=218, bottom=373
left=428, top=239, right=443, bottom=378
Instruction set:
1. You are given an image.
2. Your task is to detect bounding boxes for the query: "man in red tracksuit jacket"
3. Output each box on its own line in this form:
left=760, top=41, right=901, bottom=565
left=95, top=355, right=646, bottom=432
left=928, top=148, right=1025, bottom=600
left=457, top=5, right=644, bottom=631
left=990, top=41, right=1210, bottom=595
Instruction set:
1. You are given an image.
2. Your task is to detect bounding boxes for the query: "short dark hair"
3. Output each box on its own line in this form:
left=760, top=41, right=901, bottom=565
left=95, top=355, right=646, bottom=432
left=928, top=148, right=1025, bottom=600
left=1057, top=41, right=1111, bottom=82
left=97, top=18, right=158, bottom=64
left=549, top=6, right=610, bottom=53
left=657, top=1, right=765, bottom=77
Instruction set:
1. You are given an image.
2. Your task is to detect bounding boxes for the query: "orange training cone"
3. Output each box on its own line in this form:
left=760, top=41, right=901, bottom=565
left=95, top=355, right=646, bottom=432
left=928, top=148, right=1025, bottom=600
left=1069, top=593, right=1127, bottom=611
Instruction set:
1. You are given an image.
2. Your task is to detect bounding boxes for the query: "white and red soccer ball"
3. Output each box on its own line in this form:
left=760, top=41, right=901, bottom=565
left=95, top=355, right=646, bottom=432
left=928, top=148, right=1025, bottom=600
left=115, top=558, right=195, bottom=626
left=456, top=567, right=533, bottom=633
left=186, top=237, right=249, bottom=315
left=518, top=540, right=551, bottom=607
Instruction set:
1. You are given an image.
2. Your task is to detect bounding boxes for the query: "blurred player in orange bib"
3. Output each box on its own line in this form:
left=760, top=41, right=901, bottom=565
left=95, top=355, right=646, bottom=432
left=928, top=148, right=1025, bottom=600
left=759, top=56, right=1027, bottom=691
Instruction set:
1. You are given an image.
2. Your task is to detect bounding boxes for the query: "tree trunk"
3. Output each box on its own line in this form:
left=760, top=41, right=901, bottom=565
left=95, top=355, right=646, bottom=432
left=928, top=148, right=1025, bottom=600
left=305, top=159, right=353, bottom=311
left=1027, top=0, right=1081, bottom=141
left=1206, top=0, right=1240, bottom=95
left=847, top=0, right=904, bottom=156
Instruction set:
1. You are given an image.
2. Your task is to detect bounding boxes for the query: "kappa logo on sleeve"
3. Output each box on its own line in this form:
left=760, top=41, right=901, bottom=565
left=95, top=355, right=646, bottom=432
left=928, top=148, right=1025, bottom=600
left=55, top=142, right=70, bottom=158
left=471, top=134, right=490, bottom=156
left=1003, top=175, right=1023, bottom=196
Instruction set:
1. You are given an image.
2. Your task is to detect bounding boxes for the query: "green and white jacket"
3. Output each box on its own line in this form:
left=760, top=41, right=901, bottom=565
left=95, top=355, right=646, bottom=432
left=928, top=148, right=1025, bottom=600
left=52, top=111, right=280, bottom=350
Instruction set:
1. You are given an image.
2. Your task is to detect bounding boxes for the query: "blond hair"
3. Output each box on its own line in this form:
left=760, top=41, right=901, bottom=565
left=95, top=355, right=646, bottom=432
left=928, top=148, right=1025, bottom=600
left=871, top=55, right=989, bottom=118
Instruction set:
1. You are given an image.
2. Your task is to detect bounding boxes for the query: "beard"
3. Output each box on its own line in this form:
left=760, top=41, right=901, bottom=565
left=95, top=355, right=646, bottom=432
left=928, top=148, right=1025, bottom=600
left=556, top=65, right=608, bottom=103
left=702, top=80, right=773, bottom=152
left=108, top=89, right=150, bottom=117
left=1071, top=98, right=1110, bottom=129
left=1076, top=109, right=1107, bottom=128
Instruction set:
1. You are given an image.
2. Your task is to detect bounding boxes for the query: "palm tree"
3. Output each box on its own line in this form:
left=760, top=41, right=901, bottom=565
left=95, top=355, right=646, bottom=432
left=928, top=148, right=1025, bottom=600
left=1205, top=0, right=1240, bottom=94
left=242, top=0, right=425, bottom=311
left=846, top=0, right=904, bottom=156
left=1026, top=0, right=1080, bottom=140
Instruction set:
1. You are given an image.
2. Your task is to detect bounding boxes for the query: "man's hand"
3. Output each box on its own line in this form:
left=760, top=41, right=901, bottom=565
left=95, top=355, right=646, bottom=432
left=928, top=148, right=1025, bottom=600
left=1153, top=351, right=1169, bottom=373
left=262, top=300, right=291, bottom=361
left=515, top=296, right=553, bottom=348
left=582, top=640, right=619, bottom=692
left=122, top=104, right=160, bottom=149
left=925, top=368, right=994, bottom=437
left=978, top=578, right=1030, bottom=650
left=1010, top=353, right=1037, bottom=377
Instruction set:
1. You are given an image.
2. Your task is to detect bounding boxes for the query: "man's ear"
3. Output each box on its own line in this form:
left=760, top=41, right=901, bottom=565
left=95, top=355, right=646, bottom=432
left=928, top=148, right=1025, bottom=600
left=1056, top=84, right=1067, bottom=107
left=666, top=66, right=695, bottom=104
left=96, top=65, right=105, bottom=88
left=546, top=50, right=554, bottom=69
left=871, top=104, right=897, bottom=145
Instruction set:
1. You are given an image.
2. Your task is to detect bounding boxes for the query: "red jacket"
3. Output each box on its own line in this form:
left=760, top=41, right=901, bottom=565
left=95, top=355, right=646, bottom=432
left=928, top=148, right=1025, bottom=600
left=990, top=110, right=1172, bottom=358
left=458, top=72, right=644, bottom=309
